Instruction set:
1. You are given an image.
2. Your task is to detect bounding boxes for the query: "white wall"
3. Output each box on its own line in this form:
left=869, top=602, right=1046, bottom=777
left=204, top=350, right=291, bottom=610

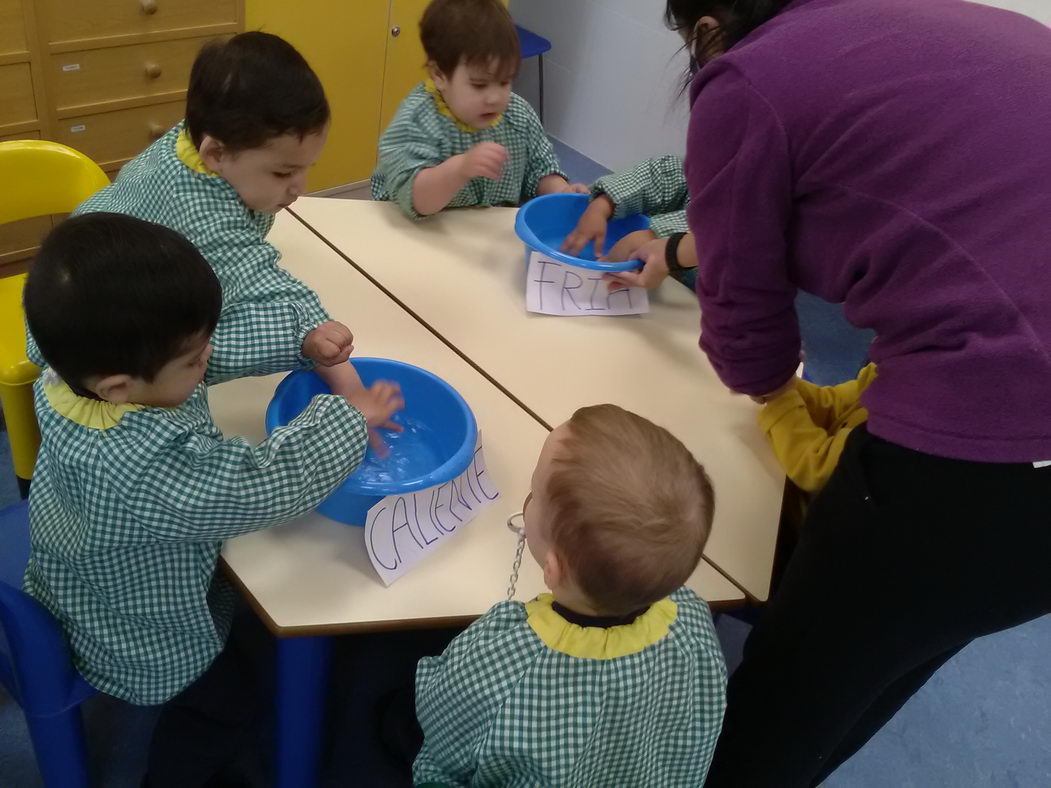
left=511, top=0, right=690, bottom=172
left=512, top=0, right=1049, bottom=171
left=973, top=0, right=1050, bottom=23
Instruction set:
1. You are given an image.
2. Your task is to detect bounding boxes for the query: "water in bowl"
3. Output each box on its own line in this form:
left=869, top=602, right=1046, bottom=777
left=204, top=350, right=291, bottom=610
left=354, top=415, right=443, bottom=485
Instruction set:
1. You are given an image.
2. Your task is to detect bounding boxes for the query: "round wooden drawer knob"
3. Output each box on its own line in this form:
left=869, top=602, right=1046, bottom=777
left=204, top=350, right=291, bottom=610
left=148, top=122, right=166, bottom=139
left=140, top=0, right=158, bottom=16
left=144, top=62, right=162, bottom=79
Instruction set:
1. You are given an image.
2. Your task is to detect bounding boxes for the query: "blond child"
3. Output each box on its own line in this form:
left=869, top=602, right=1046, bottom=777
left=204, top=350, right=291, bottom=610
left=413, top=404, right=727, bottom=786
left=372, top=0, right=586, bottom=218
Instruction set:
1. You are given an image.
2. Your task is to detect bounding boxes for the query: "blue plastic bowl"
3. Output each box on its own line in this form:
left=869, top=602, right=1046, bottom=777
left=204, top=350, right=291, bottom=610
left=265, top=358, right=478, bottom=527
left=514, top=193, right=650, bottom=272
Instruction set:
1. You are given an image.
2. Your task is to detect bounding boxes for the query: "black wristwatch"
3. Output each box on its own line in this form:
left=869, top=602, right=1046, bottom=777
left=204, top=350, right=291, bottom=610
left=665, top=232, right=688, bottom=274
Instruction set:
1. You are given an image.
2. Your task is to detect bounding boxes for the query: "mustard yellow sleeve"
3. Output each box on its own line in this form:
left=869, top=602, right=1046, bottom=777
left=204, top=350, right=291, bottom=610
left=793, top=363, right=877, bottom=428
left=758, top=389, right=857, bottom=493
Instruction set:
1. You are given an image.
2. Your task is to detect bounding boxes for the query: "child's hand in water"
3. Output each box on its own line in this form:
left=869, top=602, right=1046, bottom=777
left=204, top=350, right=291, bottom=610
left=459, top=142, right=508, bottom=181
left=303, top=321, right=355, bottom=366
left=537, top=175, right=589, bottom=196
left=600, top=229, right=657, bottom=264
left=346, top=381, right=404, bottom=456
left=562, top=194, right=615, bottom=257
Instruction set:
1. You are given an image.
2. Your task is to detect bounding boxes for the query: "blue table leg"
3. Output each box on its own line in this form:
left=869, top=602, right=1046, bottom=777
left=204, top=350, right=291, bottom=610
left=275, top=635, right=333, bottom=788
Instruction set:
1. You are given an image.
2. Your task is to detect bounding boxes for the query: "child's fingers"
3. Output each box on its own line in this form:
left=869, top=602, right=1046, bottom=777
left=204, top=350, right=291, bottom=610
left=368, top=429, right=390, bottom=458
left=605, top=272, right=639, bottom=290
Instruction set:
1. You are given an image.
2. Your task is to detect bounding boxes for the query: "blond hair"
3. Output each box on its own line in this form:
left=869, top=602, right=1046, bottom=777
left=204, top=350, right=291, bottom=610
left=546, top=405, right=714, bottom=615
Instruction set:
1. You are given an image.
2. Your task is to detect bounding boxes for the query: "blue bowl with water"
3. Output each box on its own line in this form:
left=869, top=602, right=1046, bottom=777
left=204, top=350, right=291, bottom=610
left=265, top=358, right=478, bottom=527
left=514, top=193, right=650, bottom=272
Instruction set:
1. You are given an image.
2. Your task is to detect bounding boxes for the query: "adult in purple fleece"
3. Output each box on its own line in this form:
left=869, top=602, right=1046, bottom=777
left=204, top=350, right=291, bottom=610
left=669, top=0, right=1051, bottom=785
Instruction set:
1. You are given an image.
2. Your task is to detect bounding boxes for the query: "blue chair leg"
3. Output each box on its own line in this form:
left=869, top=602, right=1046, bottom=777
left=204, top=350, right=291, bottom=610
left=538, top=53, right=545, bottom=124
left=24, top=707, right=90, bottom=788
left=275, top=635, right=333, bottom=788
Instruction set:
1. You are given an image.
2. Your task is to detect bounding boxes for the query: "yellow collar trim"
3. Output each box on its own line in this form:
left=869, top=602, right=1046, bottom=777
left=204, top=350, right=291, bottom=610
left=43, top=374, right=143, bottom=430
left=424, top=78, right=502, bottom=133
left=526, top=593, right=678, bottom=660
left=175, top=127, right=219, bottom=176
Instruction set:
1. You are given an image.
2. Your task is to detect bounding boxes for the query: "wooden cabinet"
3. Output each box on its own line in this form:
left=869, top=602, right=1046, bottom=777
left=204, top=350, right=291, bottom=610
left=39, top=0, right=239, bottom=48
left=49, top=35, right=216, bottom=112
left=0, top=1, right=242, bottom=274
left=55, top=98, right=185, bottom=169
left=380, top=0, right=430, bottom=137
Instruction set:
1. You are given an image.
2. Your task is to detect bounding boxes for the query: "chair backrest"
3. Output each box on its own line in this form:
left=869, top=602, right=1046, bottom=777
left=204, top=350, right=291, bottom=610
left=0, top=501, right=86, bottom=715
left=0, top=140, right=110, bottom=225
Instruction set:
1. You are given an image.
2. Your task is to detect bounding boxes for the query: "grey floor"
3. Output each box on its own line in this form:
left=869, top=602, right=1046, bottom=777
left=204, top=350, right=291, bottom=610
left=2, top=141, right=1049, bottom=786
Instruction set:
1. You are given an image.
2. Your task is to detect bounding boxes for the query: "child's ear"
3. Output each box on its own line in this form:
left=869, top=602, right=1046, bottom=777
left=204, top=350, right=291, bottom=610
left=429, top=62, right=450, bottom=90
left=197, top=135, right=225, bottom=171
left=92, top=374, right=134, bottom=404
left=542, top=550, right=564, bottom=591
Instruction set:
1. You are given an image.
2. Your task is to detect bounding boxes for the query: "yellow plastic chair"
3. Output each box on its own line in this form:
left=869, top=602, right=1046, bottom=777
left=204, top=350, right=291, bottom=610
left=0, top=141, right=110, bottom=496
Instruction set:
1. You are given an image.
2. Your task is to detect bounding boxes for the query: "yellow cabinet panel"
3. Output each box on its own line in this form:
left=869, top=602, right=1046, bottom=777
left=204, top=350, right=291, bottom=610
left=0, top=62, right=36, bottom=128
left=41, top=0, right=238, bottom=45
left=246, top=0, right=387, bottom=190
left=0, top=0, right=27, bottom=55
left=50, top=35, right=222, bottom=112
left=379, top=0, right=429, bottom=135
left=55, top=99, right=184, bottom=171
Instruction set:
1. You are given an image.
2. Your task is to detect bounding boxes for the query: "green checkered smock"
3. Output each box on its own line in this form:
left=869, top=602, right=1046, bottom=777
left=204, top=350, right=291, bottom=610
left=592, top=155, right=696, bottom=290
left=23, top=368, right=368, bottom=705
left=38, top=121, right=329, bottom=382
left=371, top=82, right=565, bottom=219
left=593, top=154, right=689, bottom=238
left=413, top=587, right=727, bottom=786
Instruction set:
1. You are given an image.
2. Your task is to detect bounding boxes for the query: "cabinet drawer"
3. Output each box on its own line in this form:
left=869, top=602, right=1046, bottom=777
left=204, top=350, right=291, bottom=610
left=56, top=100, right=184, bottom=170
left=50, top=35, right=222, bottom=112
left=0, top=0, right=27, bottom=55
left=0, top=130, right=40, bottom=142
left=42, top=0, right=238, bottom=45
left=0, top=62, right=36, bottom=128
left=0, top=216, right=52, bottom=269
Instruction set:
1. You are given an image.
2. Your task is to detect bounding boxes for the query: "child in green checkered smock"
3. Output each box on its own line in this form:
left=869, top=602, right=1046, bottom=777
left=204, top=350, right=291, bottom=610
left=21, top=213, right=403, bottom=784
left=564, top=155, right=699, bottom=291
left=371, top=0, right=585, bottom=219
left=413, top=404, right=727, bottom=786
left=37, top=33, right=363, bottom=400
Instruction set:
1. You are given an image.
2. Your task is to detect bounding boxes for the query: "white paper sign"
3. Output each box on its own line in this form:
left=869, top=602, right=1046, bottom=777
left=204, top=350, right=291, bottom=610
left=364, top=439, right=499, bottom=586
left=525, top=251, right=649, bottom=316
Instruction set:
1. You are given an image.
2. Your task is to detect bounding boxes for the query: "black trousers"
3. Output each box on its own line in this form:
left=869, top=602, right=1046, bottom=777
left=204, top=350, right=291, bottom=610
left=706, top=425, right=1051, bottom=787
left=143, top=610, right=270, bottom=787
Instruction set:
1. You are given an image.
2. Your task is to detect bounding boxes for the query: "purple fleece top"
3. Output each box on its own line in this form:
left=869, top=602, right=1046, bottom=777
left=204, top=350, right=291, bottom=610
left=685, top=0, right=1051, bottom=463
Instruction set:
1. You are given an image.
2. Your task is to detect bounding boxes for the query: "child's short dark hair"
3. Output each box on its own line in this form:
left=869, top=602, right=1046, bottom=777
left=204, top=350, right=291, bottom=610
left=420, top=0, right=520, bottom=81
left=185, top=32, right=330, bottom=151
left=24, top=213, right=222, bottom=388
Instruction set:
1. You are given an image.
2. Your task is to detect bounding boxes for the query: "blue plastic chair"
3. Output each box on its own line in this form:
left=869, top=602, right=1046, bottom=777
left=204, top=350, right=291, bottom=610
left=515, top=25, right=552, bottom=122
left=0, top=500, right=97, bottom=787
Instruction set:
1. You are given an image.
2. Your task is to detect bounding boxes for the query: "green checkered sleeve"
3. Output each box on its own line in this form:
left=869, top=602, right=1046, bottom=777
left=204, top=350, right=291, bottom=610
left=592, top=154, right=690, bottom=235
left=192, top=212, right=329, bottom=381
left=123, top=392, right=368, bottom=540
left=649, top=207, right=690, bottom=237
left=519, top=99, right=565, bottom=200
left=372, top=116, right=442, bottom=219
left=413, top=602, right=536, bottom=785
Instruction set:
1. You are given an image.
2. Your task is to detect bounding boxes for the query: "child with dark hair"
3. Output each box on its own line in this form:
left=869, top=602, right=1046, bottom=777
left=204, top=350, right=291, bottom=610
left=50, top=32, right=366, bottom=415
left=371, top=0, right=586, bottom=217
left=412, top=404, right=727, bottom=786
left=22, top=213, right=402, bottom=786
